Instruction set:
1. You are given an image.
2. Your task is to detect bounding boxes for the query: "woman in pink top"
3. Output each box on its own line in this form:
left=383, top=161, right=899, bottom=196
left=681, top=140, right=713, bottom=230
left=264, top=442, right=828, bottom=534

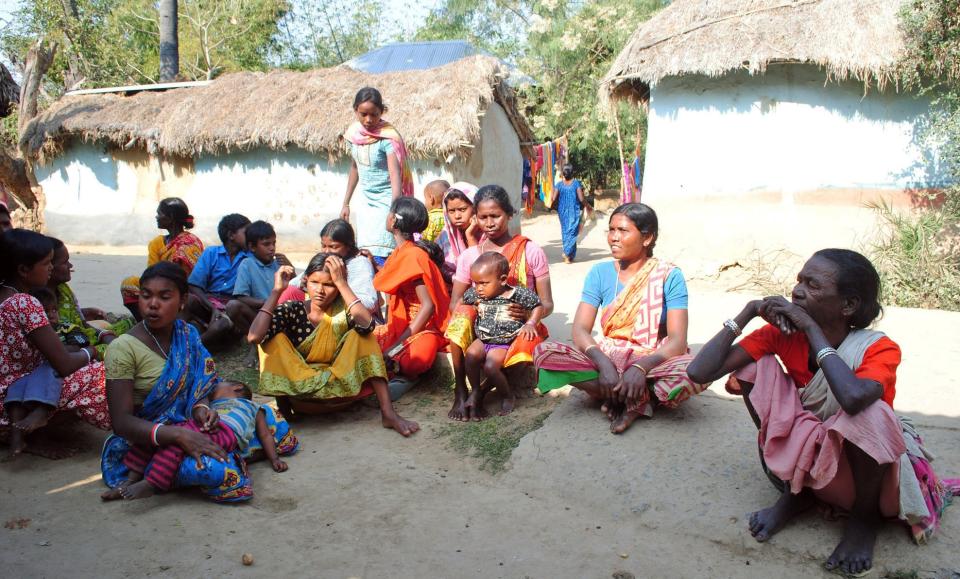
left=445, top=185, right=554, bottom=421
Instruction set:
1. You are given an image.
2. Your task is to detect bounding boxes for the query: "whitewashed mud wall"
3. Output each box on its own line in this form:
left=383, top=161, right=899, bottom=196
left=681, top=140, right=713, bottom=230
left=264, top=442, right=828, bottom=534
left=642, top=64, right=949, bottom=205
left=35, top=103, right=524, bottom=249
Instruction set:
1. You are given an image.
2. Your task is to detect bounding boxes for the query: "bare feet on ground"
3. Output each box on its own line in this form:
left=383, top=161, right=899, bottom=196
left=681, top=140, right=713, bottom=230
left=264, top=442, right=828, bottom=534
left=498, top=397, right=516, bottom=416
left=610, top=408, right=644, bottom=434
left=14, top=407, right=53, bottom=434
left=748, top=489, right=813, bottom=542
left=4, top=430, right=26, bottom=462
left=463, top=393, right=489, bottom=421
left=120, top=480, right=156, bottom=500
left=102, top=472, right=144, bottom=500
left=448, top=396, right=467, bottom=421
left=823, top=516, right=878, bottom=577
left=381, top=412, right=420, bottom=437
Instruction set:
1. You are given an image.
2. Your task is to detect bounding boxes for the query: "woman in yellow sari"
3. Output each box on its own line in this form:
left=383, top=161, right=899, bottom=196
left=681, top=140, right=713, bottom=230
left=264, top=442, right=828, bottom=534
left=120, top=198, right=204, bottom=319
left=533, top=203, right=706, bottom=433
left=247, top=252, right=419, bottom=437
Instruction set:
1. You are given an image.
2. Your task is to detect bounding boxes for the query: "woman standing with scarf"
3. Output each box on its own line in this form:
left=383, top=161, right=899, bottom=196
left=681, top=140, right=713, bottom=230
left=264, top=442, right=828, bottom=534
left=341, top=87, right=414, bottom=266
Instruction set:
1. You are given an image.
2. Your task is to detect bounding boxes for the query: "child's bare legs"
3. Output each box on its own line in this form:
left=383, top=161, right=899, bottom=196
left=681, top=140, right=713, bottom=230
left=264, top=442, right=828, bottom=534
left=481, top=347, right=514, bottom=416
left=368, top=377, right=419, bottom=436
left=447, top=344, right=470, bottom=421
left=15, top=402, right=55, bottom=434
left=463, top=339, right=490, bottom=421
left=5, top=403, right=27, bottom=459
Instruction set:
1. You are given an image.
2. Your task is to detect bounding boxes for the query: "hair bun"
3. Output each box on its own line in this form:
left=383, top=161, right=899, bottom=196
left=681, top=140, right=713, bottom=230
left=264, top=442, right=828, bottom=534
left=184, top=215, right=195, bottom=229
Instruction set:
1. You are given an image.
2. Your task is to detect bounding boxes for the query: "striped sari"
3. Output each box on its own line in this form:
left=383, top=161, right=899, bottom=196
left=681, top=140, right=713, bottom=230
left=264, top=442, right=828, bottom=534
left=534, top=258, right=706, bottom=417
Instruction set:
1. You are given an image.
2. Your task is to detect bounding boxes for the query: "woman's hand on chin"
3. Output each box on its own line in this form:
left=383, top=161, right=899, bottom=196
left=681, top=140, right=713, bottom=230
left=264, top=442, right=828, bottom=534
left=174, top=427, right=227, bottom=464
left=761, top=296, right=815, bottom=334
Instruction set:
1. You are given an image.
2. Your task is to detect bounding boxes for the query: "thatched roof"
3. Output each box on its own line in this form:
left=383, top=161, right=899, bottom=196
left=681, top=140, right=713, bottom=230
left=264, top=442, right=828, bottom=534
left=602, top=0, right=905, bottom=102
left=21, top=55, right=534, bottom=164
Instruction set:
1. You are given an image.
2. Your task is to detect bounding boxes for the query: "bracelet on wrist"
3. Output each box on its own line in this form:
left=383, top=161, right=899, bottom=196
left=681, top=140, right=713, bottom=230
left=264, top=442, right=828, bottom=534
left=258, top=307, right=274, bottom=317
left=150, top=423, right=162, bottom=447
left=193, top=403, right=210, bottom=413
left=815, top=347, right=838, bottom=367
left=630, top=362, right=648, bottom=375
left=723, top=319, right=742, bottom=336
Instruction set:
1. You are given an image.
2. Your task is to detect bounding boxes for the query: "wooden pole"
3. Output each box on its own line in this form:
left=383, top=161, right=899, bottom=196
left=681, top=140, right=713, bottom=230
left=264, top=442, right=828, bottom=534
left=611, top=102, right=628, bottom=203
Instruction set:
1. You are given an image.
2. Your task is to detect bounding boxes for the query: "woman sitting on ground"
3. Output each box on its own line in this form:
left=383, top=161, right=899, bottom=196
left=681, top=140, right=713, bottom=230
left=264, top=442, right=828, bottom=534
left=47, top=237, right=133, bottom=359
left=686, top=249, right=959, bottom=576
left=278, top=219, right=378, bottom=314
left=534, top=203, right=706, bottom=433
left=120, top=197, right=204, bottom=320
left=101, top=262, right=251, bottom=502
left=0, top=229, right=111, bottom=459
left=250, top=253, right=419, bottom=436
left=373, top=197, right=451, bottom=389
left=446, top=185, right=553, bottom=421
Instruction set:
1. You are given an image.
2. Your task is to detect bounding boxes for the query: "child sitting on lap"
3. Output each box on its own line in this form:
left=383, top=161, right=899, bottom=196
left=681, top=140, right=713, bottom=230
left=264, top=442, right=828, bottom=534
left=462, top=252, right=543, bottom=418
left=210, top=380, right=298, bottom=472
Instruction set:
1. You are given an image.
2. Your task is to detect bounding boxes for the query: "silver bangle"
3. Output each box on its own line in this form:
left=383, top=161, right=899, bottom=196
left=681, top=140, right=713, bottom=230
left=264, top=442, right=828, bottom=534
left=193, top=403, right=211, bottom=413
left=82, top=348, right=92, bottom=365
left=723, top=319, right=742, bottom=336
left=815, top=347, right=838, bottom=367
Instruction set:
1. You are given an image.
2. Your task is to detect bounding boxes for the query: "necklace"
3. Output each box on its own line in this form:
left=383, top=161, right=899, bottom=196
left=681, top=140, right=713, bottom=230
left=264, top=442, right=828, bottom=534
left=141, top=321, right=169, bottom=359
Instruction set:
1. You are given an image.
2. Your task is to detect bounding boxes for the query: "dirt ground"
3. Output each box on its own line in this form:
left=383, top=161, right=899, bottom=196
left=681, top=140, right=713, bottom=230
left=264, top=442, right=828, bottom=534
left=2, top=208, right=959, bottom=578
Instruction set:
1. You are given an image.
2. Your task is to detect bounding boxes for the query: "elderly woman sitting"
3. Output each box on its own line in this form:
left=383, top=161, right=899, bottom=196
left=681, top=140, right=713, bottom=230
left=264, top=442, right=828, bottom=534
left=687, top=248, right=959, bottom=576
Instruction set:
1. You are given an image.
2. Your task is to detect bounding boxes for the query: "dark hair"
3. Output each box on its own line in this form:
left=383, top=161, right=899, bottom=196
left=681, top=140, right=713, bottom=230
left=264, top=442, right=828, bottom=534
left=140, top=261, right=189, bottom=296
left=443, top=188, right=473, bottom=207
left=48, top=236, right=65, bottom=252
left=304, top=252, right=336, bottom=278
left=319, top=219, right=359, bottom=259
left=611, top=203, right=659, bottom=256
left=812, top=248, right=883, bottom=328
left=562, top=163, right=574, bottom=180
left=0, top=229, right=55, bottom=283
left=472, top=251, right=509, bottom=276
left=158, top=197, right=195, bottom=229
left=29, top=286, right=57, bottom=308
left=353, top=87, right=386, bottom=112
left=388, top=197, right=443, bottom=268
left=474, top=184, right=516, bottom=217
left=217, top=213, right=251, bottom=245
left=244, top=220, right=276, bottom=249
left=217, top=380, right=253, bottom=400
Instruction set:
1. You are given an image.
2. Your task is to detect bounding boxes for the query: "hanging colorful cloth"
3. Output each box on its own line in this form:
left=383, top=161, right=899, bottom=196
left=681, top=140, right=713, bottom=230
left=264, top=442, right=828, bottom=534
left=621, top=162, right=633, bottom=204
left=631, top=156, right=643, bottom=201
left=522, top=158, right=534, bottom=216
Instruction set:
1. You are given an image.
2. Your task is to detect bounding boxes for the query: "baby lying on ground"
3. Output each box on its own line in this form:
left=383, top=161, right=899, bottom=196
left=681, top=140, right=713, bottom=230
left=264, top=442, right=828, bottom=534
left=104, top=380, right=298, bottom=500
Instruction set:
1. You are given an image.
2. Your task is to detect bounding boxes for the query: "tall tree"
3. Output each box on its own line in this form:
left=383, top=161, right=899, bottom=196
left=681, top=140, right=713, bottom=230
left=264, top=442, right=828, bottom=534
left=158, top=0, right=179, bottom=81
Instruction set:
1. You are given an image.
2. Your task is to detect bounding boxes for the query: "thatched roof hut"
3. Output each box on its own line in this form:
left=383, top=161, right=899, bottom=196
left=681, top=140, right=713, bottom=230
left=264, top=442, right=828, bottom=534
left=602, top=0, right=904, bottom=103
left=22, top=55, right=533, bottom=164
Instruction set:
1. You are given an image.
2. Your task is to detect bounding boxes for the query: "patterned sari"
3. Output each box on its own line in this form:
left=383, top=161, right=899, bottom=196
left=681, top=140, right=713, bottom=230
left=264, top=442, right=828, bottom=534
left=258, top=299, right=387, bottom=401
left=445, top=235, right=549, bottom=368
left=100, top=320, right=252, bottom=503
left=56, top=283, right=135, bottom=358
left=534, top=258, right=706, bottom=417
left=121, top=232, right=204, bottom=305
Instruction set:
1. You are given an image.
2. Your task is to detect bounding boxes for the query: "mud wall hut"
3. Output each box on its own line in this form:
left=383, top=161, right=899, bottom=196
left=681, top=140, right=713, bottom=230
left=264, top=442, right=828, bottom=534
left=601, top=0, right=949, bottom=207
left=20, top=55, right=534, bottom=248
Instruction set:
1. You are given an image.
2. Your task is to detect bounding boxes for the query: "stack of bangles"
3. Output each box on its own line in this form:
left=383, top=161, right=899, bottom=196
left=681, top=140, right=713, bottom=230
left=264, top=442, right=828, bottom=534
left=723, top=319, right=742, bottom=336
left=150, top=423, right=163, bottom=446
left=815, top=346, right=838, bottom=367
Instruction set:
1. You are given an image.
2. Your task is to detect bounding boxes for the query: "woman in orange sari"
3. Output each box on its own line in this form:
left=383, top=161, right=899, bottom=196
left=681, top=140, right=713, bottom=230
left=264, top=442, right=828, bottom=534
left=120, top=198, right=204, bottom=319
left=446, top=185, right=554, bottom=421
left=373, top=197, right=451, bottom=386
left=534, top=203, right=706, bottom=433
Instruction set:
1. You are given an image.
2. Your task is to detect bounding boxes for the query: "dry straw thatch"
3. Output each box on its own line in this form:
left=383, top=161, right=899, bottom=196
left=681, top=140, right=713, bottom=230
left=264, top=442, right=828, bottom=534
left=602, top=0, right=905, bottom=103
left=21, top=55, right=534, bottom=164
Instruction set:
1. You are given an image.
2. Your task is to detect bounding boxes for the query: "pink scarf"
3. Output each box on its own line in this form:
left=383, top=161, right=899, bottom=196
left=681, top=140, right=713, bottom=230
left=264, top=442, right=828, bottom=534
left=344, top=120, right=414, bottom=197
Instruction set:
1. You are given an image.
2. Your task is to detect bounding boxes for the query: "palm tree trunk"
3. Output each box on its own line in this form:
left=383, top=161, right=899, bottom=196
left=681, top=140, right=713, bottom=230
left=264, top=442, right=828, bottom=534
left=159, top=0, right=179, bottom=82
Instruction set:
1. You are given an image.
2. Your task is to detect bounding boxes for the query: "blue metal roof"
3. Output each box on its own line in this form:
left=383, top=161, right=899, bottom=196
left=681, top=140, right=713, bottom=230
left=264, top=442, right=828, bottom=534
left=345, top=40, right=478, bottom=74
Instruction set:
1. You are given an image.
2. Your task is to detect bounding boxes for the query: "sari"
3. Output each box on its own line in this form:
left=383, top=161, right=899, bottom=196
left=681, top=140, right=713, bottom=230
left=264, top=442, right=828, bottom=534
left=56, top=283, right=134, bottom=358
left=374, top=240, right=451, bottom=378
left=258, top=299, right=387, bottom=401
left=121, top=232, right=205, bottom=305
left=100, top=320, right=252, bottom=503
left=446, top=235, right=549, bottom=368
left=344, top=120, right=414, bottom=198
left=534, top=258, right=706, bottom=417
left=729, top=331, right=960, bottom=544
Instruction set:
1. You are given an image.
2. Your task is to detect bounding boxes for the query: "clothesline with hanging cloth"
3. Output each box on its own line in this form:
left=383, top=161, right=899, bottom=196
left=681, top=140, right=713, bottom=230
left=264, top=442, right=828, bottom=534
left=523, top=135, right=569, bottom=216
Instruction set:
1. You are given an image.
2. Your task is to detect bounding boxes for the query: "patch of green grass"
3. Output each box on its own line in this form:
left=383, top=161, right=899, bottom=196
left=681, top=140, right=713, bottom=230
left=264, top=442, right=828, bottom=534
left=435, top=411, right=552, bottom=473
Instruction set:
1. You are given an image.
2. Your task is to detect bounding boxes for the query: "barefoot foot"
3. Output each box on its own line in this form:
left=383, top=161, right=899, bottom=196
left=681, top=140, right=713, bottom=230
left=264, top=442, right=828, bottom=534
left=448, top=396, right=467, bottom=421
left=14, top=406, right=53, bottom=434
left=463, top=393, right=489, bottom=421
left=101, top=481, right=132, bottom=501
left=610, top=409, right=643, bottom=434
left=120, top=480, right=156, bottom=500
left=498, top=397, right=516, bottom=416
left=823, top=516, right=878, bottom=577
left=748, top=489, right=813, bottom=542
left=382, top=413, right=420, bottom=437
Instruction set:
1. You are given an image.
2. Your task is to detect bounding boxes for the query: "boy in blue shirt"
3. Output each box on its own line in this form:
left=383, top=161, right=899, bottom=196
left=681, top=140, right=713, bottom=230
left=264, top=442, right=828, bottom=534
left=185, top=213, right=250, bottom=346
left=227, top=220, right=287, bottom=364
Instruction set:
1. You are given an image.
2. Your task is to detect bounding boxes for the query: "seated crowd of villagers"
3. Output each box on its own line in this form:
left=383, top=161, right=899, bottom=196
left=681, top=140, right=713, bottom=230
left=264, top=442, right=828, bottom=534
left=1, top=86, right=959, bottom=576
